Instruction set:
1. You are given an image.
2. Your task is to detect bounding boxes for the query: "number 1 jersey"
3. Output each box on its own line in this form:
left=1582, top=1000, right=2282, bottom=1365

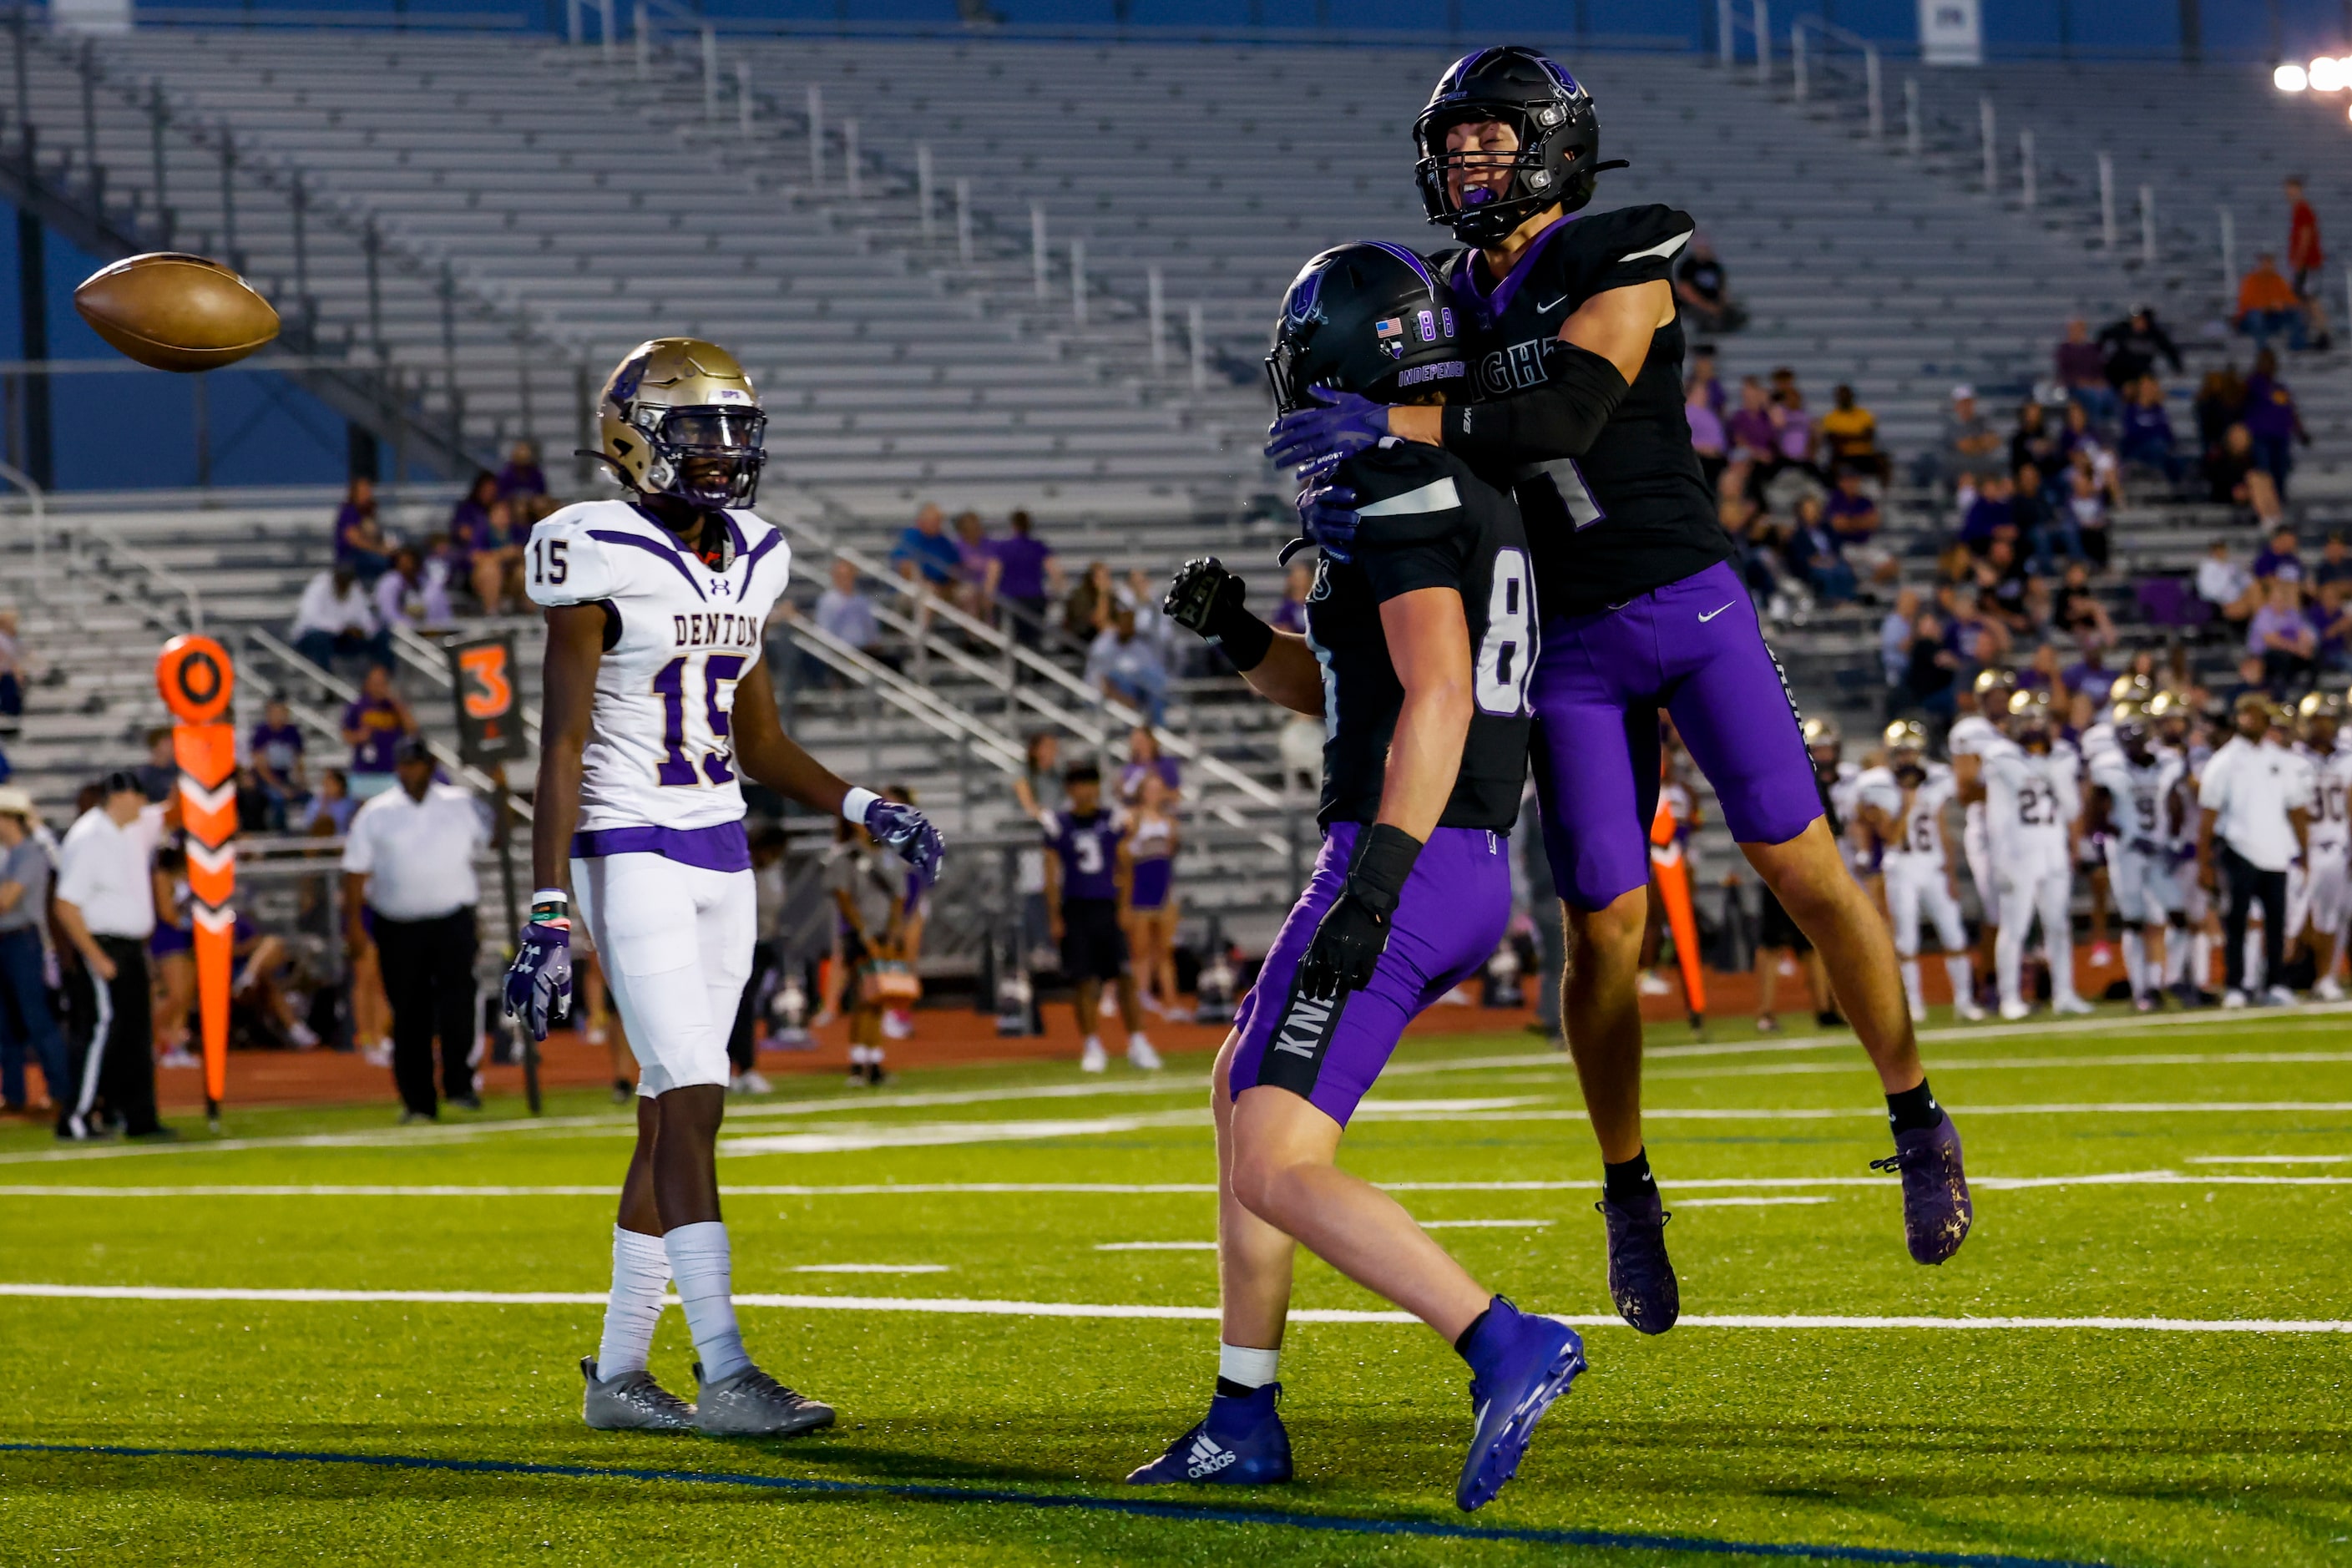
left=524, top=498, right=792, bottom=834
left=1307, top=438, right=1535, bottom=834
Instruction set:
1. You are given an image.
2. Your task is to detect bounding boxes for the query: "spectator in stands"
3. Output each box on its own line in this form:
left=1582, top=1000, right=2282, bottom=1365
left=472, top=498, right=526, bottom=616
left=134, top=726, right=177, bottom=803
left=2054, top=562, right=2114, bottom=646
left=1768, top=367, right=1818, bottom=478
left=1727, top=376, right=1779, bottom=495
left=2198, top=538, right=2261, bottom=636
left=1974, top=536, right=2037, bottom=638
left=1904, top=609, right=1960, bottom=719
left=2064, top=453, right=2114, bottom=571
left=1685, top=344, right=1726, bottom=415
left=0, top=609, right=22, bottom=737
left=2208, top=424, right=2284, bottom=526
left=2195, top=364, right=2248, bottom=459
left=2097, top=306, right=2183, bottom=392
left=496, top=440, right=547, bottom=501
left=1684, top=378, right=1727, bottom=494
left=341, top=665, right=416, bottom=801
left=2117, top=375, right=2182, bottom=484
left=2252, top=524, right=2303, bottom=585
left=1782, top=494, right=1855, bottom=604
left=2249, top=579, right=2318, bottom=690
left=1064, top=559, right=1115, bottom=643
left=2013, top=460, right=2077, bottom=576
left=1272, top=560, right=1313, bottom=635
left=2054, top=317, right=2115, bottom=421
left=1959, top=469, right=2016, bottom=554
left=1940, top=386, right=2006, bottom=508
left=2242, top=350, right=2308, bottom=494
left=1819, top=383, right=1884, bottom=480
left=952, top=510, right=994, bottom=618
left=1823, top=471, right=1895, bottom=589
left=987, top=509, right=1062, bottom=646
left=374, top=545, right=453, bottom=634
left=303, top=767, right=357, bottom=836
left=1879, top=586, right=1918, bottom=707
left=1085, top=604, right=1169, bottom=725
left=334, top=476, right=393, bottom=585
left=810, top=558, right=880, bottom=683
left=247, top=695, right=306, bottom=829
left=2317, top=532, right=2352, bottom=589
left=2319, top=579, right=2352, bottom=672
left=1119, top=725, right=1181, bottom=807
left=448, top=470, right=494, bottom=563
left=2009, top=401, right=2061, bottom=478
left=291, top=564, right=391, bottom=674
left=2285, top=177, right=2333, bottom=349
left=890, top=503, right=961, bottom=594
left=0, top=786, right=66, bottom=1116
left=2236, top=253, right=2307, bottom=353
left=1672, top=235, right=1744, bottom=334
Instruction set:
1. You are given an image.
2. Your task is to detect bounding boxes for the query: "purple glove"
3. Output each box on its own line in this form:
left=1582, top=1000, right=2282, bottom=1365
left=502, top=918, right=572, bottom=1042
left=1297, top=483, right=1362, bottom=564
left=1265, top=386, right=1388, bottom=478
left=866, top=797, right=946, bottom=888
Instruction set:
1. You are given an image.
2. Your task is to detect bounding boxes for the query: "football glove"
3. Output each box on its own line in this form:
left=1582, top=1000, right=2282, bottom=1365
left=503, top=917, right=572, bottom=1042
left=1164, top=557, right=1273, bottom=670
left=1296, top=482, right=1362, bottom=564
left=1297, top=824, right=1423, bottom=1002
left=1265, top=386, right=1388, bottom=479
left=865, top=797, right=946, bottom=888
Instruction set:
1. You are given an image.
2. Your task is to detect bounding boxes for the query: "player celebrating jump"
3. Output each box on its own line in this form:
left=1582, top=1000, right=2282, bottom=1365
left=1856, top=721, right=1984, bottom=1024
left=1132, top=243, right=1580, bottom=1512
left=1268, top=48, right=1971, bottom=1320
left=505, top=338, right=943, bottom=1438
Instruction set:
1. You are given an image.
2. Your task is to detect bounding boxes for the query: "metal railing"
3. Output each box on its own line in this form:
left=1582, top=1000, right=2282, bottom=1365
left=1788, top=13, right=1880, bottom=141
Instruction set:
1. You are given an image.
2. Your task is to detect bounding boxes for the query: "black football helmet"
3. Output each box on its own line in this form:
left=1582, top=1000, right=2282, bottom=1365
left=1265, top=242, right=1469, bottom=417
left=1414, top=46, right=1617, bottom=247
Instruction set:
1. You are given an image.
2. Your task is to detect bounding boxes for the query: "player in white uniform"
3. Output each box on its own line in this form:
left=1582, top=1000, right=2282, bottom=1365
left=1803, top=717, right=1869, bottom=886
left=1982, top=688, right=2091, bottom=1019
left=1947, top=668, right=2013, bottom=1003
left=504, top=339, right=944, bottom=1438
left=1856, top=721, right=1983, bottom=1024
left=2297, top=693, right=2350, bottom=999
left=2087, top=702, right=2189, bottom=1011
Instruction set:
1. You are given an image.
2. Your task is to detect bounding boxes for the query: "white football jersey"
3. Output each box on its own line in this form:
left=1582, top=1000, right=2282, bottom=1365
left=1985, top=745, right=2079, bottom=866
left=524, top=499, right=792, bottom=834
left=1859, top=761, right=1956, bottom=870
left=2091, top=751, right=2187, bottom=852
left=1947, top=713, right=2000, bottom=822
left=2077, top=717, right=2120, bottom=776
left=2307, top=746, right=2352, bottom=856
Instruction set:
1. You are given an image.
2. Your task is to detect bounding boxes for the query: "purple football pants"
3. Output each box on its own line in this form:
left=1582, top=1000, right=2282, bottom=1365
left=1227, top=822, right=1511, bottom=1126
left=1530, top=560, right=1821, bottom=912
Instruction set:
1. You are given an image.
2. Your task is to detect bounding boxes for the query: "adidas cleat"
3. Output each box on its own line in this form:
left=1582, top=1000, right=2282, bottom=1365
left=1595, top=1191, right=1679, bottom=1335
left=692, top=1361, right=836, bottom=1438
left=580, top=1356, right=696, bottom=1432
left=1871, top=1115, right=1973, bottom=1265
left=1127, top=1383, right=1292, bottom=1485
left=1456, top=1298, right=1586, bottom=1512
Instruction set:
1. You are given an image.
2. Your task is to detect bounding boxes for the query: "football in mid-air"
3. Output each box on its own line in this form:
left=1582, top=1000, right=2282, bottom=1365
left=73, top=253, right=280, bottom=372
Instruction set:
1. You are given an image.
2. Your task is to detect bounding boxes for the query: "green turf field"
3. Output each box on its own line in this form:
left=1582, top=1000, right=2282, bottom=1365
left=3, top=1007, right=2349, bottom=1566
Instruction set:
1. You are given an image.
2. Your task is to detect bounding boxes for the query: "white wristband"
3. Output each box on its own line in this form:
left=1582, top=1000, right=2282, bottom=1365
left=841, top=787, right=881, bottom=826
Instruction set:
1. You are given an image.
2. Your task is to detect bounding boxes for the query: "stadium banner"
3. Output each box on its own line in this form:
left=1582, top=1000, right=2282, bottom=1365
left=155, top=635, right=236, bottom=1118
left=445, top=633, right=531, bottom=768
left=1919, top=0, right=1983, bottom=65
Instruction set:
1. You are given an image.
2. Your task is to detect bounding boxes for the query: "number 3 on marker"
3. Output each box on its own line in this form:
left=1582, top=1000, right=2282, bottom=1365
left=457, top=644, right=513, bottom=721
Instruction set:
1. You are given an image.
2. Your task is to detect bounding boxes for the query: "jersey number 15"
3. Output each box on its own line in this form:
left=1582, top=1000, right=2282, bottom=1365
left=655, top=653, right=746, bottom=788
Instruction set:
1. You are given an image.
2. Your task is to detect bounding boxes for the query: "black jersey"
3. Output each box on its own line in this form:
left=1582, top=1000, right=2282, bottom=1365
left=1437, top=203, right=1731, bottom=619
left=1304, top=438, right=1535, bottom=834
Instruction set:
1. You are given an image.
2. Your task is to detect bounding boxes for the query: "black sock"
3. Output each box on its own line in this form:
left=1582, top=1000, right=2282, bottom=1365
left=1886, top=1079, right=1945, bottom=1135
left=1214, top=1376, right=1259, bottom=1399
left=1602, top=1148, right=1656, bottom=1206
left=1452, top=1302, right=1495, bottom=1358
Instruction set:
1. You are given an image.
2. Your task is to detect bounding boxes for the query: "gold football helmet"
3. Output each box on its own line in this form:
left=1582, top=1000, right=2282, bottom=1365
left=1972, top=667, right=2016, bottom=701
left=596, top=337, right=765, bottom=509
left=2108, top=672, right=2154, bottom=704
left=1882, top=718, right=1928, bottom=752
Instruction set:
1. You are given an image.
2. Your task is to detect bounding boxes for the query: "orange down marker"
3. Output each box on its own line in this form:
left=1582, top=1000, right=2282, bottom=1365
left=157, top=635, right=236, bottom=1115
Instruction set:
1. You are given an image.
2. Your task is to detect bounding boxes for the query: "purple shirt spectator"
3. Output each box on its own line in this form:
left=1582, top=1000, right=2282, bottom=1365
left=991, top=534, right=1055, bottom=601
left=2055, top=339, right=2105, bottom=387
left=248, top=721, right=304, bottom=780
left=2247, top=600, right=2309, bottom=656
left=2243, top=374, right=2298, bottom=442
left=2252, top=545, right=2303, bottom=583
left=1271, top=594, right=1308, bottom=635
left=1042, top=808, right=1124, bottom=902
left=1961, top=494, right=2014, bottom=551
left=497, top=458, right=547, bottom=499
left=1119, top=756, right=1181, bottom=804
left=1727, top=407, right=1775, bottom=459
left=1823, top=487, right=1879, bottom=544
left=342, top=693, right=406, bottom=775
left=1684, top=401, right=1726, bottom=455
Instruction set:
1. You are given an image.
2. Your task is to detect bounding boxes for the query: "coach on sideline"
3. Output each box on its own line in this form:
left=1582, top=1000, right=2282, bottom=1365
left=52, top=770, right=170, bottom=1141
left=342, top=736, right=489, bottom=1122
left=2198, top=694, right=2312, bottom=1007
left=0, top=787, right=70, bottom=1117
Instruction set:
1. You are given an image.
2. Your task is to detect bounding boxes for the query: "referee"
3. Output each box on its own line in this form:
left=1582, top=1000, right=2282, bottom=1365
left=342, top=737, right=489, bottom=1121
left=2198, top=694, right=2312, bottom=1008
left=52, top=770, right=169, bottom=1141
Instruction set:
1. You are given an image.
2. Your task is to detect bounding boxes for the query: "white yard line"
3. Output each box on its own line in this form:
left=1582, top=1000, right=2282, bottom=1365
left=0, top=1282, right=2343, bottom=1333
left=2186, top=1154, right=2349, bottom=1165
left=1675, top=1196, right=1838, bottom=1207
left=790, top=1264, right=949, bottom=1275
left=1416, top=1218, right=1554, bottom=1228
left=1095, top=1242, right=1217, bottom=1252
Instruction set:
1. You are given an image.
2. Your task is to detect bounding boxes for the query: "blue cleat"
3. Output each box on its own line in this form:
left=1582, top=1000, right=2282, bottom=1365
left=1871, top=1115, right=1973, bottom=1264
left=1596, top=1191, right=1679, bottom=1334
left=1456, top=1297, right=1586, bottom=1512
left=1126, top=1383, right=1292, bottom=1485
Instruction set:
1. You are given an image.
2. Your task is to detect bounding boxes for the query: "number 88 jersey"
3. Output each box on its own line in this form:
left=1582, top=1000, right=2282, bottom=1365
left=524, top=499, right=792, bottom=834
left=1308, top=438, right=1536, bottom=833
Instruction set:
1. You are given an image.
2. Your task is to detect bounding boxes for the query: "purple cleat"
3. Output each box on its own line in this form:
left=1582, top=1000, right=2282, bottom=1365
left=1456, top=1297, right=1586, bottom=1512
left=1595, top=1192, right=1679, bottom=1334
left=1871, top=1115, right=1974, bottom=1264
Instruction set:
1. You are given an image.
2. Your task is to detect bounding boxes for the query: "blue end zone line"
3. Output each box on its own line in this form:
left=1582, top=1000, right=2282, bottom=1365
left=0, top=1441, right=2111, bottom=1568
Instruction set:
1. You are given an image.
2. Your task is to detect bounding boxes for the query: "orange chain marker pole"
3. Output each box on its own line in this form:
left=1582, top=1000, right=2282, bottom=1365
left=157, top=635, right=236, bottom=1125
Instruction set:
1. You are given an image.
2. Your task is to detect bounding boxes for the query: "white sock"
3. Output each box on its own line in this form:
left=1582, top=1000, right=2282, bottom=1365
left=1083, top=1034, right=1102, bottom=1052
left=1899, top=959, right=1923, bottom=1015
left=1219, top=1343, right=1278, bottom=1389
left=1128, top=1030, right=1151, bottom=1050
left=2189, top=930, right=2211, bottom=989
left=2122, top=929, right=2146, bottom=999
left=1944, top=954, right=1974, bottom=1005
left=594, top=1226, right=670, bottom=1379
left=663, top=1221, right=750, bottom=1382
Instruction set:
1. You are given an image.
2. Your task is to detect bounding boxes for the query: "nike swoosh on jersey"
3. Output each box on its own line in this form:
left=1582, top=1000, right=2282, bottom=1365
left=1621, top=230, right=1695, bottom=262
left=1535, top=295, right=1567, bottom=313
left=1354, top=477, right=1461, bottom=518
left=1697, top=602, right=1735, bottom=622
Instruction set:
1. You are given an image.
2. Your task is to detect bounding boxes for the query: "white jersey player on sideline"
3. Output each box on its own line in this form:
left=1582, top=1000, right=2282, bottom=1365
left=1856, top=720, right=1984, bottom=1024
left=1803, top=717, right=1869, bottom=883
left=2294, top=693, right=2350, bottom=999
left=503, top=338, right=944, bottom=1439
left=1982, top=688, right=2092, bottom=1019
left=1947, top=670, right=2014, bottom=942
left=2088, top=701, right=2190, bottom=1011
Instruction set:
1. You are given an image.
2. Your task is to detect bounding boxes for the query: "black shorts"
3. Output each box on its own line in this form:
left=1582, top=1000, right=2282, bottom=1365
left=1060, top=898, right=1129, bottom=981
left=1756, top=884, right=1813, bottom=953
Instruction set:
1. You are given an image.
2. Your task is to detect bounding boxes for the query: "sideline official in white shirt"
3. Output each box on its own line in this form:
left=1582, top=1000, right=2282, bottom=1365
left=342, top=737, right=490, bottom=1121
left=51, top=770, right=171, bottom=1141
left=2198, top=695, right=2313, bottom=1004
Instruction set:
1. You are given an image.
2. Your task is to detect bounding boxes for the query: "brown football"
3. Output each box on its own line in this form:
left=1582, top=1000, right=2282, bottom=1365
left=73, top=253, right=280, bottom=373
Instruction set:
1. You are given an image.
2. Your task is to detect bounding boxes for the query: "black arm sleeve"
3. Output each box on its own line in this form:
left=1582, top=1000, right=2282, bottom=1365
left=1439, top=342, right=1631, bottom=466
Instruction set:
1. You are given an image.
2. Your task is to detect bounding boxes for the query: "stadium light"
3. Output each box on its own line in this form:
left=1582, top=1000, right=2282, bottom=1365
left=2278, top=62, right=2309, bottom=91
left=2309, top=57, right=2344, bottom=92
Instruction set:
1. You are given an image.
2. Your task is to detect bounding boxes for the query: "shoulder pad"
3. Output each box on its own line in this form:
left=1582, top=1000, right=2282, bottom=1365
left=726, top=510, right=793, bottom=603
left=524, top=503, right=631, bottom=608
left=1340, top=443, right=1469, bottom=544
left=1574, top=204, right=1697, bottom=270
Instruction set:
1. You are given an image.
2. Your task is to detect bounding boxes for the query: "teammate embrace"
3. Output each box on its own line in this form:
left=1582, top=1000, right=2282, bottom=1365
left=1142, top=44, right=1974, bottom=1509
